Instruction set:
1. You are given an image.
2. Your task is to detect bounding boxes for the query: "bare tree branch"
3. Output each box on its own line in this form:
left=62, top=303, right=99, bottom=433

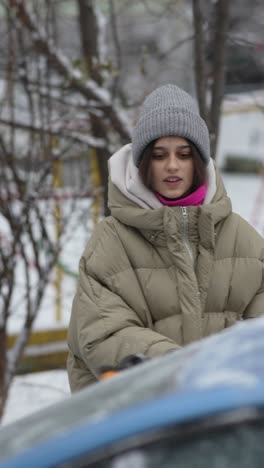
left=0, top=118, right=105, bottom=148
left=8, top=0, right=132, bottom=141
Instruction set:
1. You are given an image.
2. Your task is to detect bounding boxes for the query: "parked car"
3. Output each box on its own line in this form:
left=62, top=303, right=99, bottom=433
left=0, top=316, right=264, bottom=468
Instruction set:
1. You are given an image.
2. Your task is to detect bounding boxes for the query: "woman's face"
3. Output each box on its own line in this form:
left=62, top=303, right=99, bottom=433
left=149, top=136, right=194, bottom=199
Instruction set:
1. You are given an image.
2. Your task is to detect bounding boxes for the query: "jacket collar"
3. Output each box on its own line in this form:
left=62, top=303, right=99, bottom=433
left=109, top=143, right=161, bottom=209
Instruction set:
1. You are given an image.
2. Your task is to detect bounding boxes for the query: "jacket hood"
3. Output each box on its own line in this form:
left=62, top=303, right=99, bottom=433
left=108, top=143, right=232, bottom=233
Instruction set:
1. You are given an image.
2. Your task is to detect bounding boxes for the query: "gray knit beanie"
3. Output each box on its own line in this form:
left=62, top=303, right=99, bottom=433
left=132, top=84, right=210, bottom=167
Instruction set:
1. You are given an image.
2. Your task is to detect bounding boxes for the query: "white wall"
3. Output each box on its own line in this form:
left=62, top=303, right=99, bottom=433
left=216, top=91, right=264, bottom=167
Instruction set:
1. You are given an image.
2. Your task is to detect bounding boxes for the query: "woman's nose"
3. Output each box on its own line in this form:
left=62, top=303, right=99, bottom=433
left=167, top=154, right=179, bottom=170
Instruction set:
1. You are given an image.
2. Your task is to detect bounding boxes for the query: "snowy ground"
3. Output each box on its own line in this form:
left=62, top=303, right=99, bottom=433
left=2, top=370, right=70, bottom=425
left=2, top=172, right=264, bottom=426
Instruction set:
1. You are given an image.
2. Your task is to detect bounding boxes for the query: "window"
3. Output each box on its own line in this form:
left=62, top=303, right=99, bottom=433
left=62, top=409, right=264, bottom=468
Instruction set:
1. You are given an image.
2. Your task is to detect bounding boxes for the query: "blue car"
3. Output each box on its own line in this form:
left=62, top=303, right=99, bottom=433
left=0, top=317, right=264, bottom=468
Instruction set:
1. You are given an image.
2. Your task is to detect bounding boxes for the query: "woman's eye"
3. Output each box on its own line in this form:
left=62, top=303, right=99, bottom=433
left=179, top=152, right=191, bottom=159
left=152, top=153, right=165, bottom=159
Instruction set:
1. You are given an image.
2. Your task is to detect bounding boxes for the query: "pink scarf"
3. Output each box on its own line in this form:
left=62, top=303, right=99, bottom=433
left=156, top=184, right=207, bottom=207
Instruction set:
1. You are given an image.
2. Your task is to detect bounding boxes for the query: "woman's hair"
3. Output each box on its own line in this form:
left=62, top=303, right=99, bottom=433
left=138, top=139, right=207, bottom=193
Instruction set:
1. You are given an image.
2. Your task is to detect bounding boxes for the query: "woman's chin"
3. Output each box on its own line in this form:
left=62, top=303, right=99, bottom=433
left=160, top=189, right=184, bottom=200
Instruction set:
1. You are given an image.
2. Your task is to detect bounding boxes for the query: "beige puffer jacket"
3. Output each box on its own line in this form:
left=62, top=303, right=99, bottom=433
left=67, top=144, right=264, bottom=392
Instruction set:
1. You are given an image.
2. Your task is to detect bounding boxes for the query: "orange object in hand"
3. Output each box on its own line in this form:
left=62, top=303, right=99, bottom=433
left=99, top=354, right=149, bottom=381
left=101, top=370, right=120, bottom=380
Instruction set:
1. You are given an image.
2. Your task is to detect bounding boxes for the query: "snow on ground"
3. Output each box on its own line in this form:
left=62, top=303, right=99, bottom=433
left=2, top=172, right=264, bottom=426
left=2, top=370, right=70, bottom=425
left=223, top=173, right=264, bottom=232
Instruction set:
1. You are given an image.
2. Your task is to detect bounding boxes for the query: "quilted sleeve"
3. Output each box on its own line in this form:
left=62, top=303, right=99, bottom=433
left=67, top=257, right=180, bottom=386
left=243, top=252, right=264, bottom=318
left=243, top=281, right=264, bottom=319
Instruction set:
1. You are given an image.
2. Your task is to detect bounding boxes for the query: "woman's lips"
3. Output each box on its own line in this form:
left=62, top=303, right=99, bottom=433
left=163, top=177, right=182, bottom=186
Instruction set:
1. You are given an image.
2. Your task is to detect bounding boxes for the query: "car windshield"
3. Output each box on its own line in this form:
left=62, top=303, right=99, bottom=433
left=68, top=415, right=264, bottom=468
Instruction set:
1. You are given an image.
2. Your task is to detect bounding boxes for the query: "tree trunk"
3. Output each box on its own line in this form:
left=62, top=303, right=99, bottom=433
left=209, top=0, right=230, bottom=157
left=192, top=0, right=230, bottom=160
left=77, top=0, right=102, bottom=84
left=77, top=0, right=111, bottom=216
left=192, top=0, right=208, bottom=125
left=0, top=327, right=8, bottom=421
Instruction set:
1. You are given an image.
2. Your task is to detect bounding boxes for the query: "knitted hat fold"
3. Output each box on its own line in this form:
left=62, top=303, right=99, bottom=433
left=132, top=84, right=210, bottom=167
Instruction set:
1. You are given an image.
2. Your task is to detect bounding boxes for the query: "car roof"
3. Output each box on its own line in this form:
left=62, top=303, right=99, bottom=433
left=0, top=316, right=264, bottom=464
left=1, top=383, right=264, bottom=468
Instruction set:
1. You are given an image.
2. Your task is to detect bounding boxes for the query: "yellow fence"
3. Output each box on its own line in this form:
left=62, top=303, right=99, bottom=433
left=8, top=328, right=68, bottom=374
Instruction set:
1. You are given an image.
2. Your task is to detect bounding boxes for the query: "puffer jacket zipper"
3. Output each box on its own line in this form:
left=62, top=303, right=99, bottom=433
left=181, top=207, right=193, bottom=261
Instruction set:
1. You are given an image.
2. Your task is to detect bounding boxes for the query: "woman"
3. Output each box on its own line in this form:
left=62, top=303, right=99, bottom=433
left=67, top=84, right=264, bottom=392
